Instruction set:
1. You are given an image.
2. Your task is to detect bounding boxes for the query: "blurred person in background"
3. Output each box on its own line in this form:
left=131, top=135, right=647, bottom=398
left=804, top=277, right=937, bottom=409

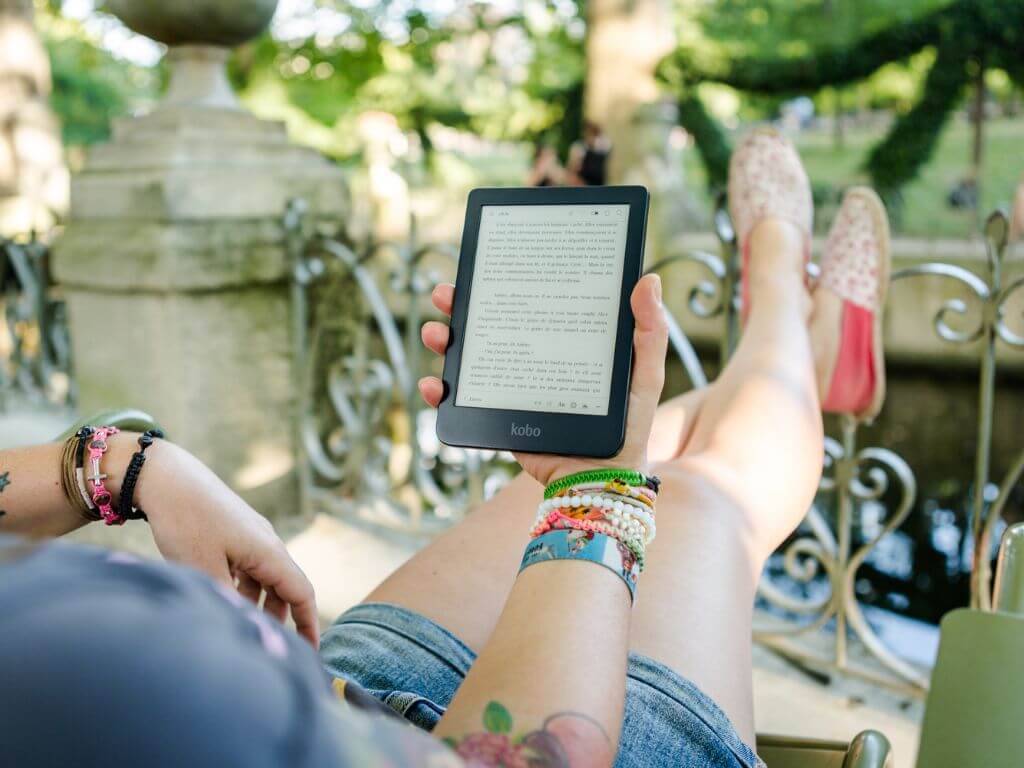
left=526, top=142, right=563, bottom=187
left=566, top=120, right=611, bottom=186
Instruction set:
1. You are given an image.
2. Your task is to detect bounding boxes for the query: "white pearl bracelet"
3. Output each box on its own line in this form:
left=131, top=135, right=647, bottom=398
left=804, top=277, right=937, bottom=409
left=534, top=493, right=656, bottom=544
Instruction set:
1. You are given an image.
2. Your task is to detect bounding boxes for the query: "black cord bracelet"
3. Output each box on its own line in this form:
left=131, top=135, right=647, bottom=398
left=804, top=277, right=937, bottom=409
left=118, top=429, right=164, bottom=522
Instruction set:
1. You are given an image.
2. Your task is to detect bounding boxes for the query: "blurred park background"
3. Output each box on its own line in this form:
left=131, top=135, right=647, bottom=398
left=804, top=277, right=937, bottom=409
left=2, top=1, right=1024, bottom=764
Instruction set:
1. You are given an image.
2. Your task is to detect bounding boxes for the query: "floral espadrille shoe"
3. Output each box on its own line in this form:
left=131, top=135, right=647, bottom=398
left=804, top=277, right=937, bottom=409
left=817, top=187, right=891, bottom=422
left=727, top=127, right=813, bottom=325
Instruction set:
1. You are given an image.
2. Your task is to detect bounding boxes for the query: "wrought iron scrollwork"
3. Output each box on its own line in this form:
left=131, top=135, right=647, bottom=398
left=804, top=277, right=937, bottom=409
left=287, top=197, right=1022, bottom=695
left=0, top=237, right=73, bottom=411
left=287, top=201, right=514, bottom=532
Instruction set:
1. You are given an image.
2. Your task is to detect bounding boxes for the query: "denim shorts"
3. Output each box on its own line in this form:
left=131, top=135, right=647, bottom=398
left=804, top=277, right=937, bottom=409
left=320, top=602, right=765, bottom=768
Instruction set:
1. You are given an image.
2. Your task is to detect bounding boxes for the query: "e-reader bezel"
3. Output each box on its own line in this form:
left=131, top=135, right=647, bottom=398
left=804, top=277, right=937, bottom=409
left=436, top=185, right=649, bottom=457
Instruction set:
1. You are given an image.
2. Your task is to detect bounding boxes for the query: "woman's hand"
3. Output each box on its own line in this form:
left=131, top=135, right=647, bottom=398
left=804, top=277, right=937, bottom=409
left=418, top=274, right=668, bottom=486
left=117, top=436, right=320, bottom=648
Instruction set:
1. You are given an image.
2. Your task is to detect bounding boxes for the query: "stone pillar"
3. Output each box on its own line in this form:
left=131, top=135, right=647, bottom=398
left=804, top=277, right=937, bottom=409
left=0, top=0, right=68, bottom=235
left=52, top=1, right=347, bottom=517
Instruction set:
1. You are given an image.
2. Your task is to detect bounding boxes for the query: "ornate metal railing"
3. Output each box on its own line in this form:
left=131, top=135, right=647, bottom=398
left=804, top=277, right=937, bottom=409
left=0, top=237, right=73, bottom=411
left=286, top=199, right=1024, bottom=696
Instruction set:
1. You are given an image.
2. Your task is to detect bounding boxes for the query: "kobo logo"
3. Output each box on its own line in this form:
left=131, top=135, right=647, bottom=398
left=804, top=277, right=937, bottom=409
left=511, top=422, right=541, bottom=438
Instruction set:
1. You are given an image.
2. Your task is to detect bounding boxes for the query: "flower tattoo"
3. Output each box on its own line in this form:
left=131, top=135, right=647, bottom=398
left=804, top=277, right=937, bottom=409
left=446, top=701, right=613, bottom=767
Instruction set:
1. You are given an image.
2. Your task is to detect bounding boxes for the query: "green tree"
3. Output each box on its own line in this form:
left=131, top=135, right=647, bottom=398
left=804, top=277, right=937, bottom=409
left=665, top=0, right=1024, bottom=202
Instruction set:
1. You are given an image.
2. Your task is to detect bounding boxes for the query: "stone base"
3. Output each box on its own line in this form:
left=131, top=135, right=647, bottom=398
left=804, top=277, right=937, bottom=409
left=54, top=103, right=347, bottom=518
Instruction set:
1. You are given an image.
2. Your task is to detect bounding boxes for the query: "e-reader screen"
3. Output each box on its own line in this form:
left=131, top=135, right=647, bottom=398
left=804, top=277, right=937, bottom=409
left=454, top=203, right=629, bottom=416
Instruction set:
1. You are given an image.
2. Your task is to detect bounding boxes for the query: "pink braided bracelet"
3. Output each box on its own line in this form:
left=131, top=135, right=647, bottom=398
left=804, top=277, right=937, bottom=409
left=85, top=426, right=123, bottom=526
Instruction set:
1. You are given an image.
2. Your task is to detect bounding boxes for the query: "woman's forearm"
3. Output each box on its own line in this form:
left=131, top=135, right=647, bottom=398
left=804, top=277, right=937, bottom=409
left=0, top=434, right=138, bottom=537
left=434, top=559, right=631, bottom=766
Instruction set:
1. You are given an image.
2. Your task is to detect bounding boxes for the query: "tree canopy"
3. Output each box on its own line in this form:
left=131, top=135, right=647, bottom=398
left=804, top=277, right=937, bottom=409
left=665, top=0, right=1024, bottom=198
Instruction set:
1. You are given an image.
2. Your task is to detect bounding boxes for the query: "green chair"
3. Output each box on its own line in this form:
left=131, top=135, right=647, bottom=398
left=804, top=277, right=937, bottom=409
left=57, top=409, right=163, bottom=441
left=914, top=522, right=1024, bottom=768
left=757, top=731, right=892, bottom=768
left=757, top=521, right=1024, bottom=767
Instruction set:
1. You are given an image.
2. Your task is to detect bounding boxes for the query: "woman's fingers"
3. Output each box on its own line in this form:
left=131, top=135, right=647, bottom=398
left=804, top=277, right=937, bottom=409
left=242, top=540, right=320, bottom=648
left=263, top=587, right=288, bottom=622
left=237, top=572, right=262, bottom=604
left=418, top=376, right=444, bottom=408
left=421, top=285, right=454, bottom=407
left=432, top=283, right=455, bottom=316
left=421, top=321, right=450, bottom=356
left=628, top=274, right=669, bottom=433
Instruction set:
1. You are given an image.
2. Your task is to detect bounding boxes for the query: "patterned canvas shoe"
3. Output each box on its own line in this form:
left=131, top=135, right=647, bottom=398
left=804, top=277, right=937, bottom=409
left=727, top=127, right=813, bottom=325
left=818, top=187, right=891, bottom=422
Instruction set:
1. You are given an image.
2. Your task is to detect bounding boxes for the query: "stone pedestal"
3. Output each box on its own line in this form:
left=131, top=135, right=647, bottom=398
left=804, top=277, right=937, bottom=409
left=0, top=1, right=68, bottom=235
left=53, top=101, right=347, bottom=517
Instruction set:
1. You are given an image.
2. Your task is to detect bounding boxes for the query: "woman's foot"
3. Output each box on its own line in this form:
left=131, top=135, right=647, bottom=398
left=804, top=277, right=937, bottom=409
left=727, top=128, right=813, bottom=325
left=810, top=187, right=891, bottom=422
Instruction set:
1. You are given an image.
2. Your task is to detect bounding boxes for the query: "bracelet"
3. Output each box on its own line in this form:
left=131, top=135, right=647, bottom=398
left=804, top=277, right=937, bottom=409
left=118, top=429, right=164, bottom=522
left=531, top=512, right=646, bottom=570
left=519, top=529, right=640, bottom=602
left=563, top=481, right=657, bottom=507
left=535, top=494, right=656, bottom=544
left=85, top=426, right=122, bottom=526
left=544, top=468, right=660, bottom=499
left=74, top=427, right=98, bottom=516
left=59, top=427, right=100, bottom=521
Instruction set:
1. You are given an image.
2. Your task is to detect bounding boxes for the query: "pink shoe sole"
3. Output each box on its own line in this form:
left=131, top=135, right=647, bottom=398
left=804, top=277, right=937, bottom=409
left=820, top=188, right=890, bottom=422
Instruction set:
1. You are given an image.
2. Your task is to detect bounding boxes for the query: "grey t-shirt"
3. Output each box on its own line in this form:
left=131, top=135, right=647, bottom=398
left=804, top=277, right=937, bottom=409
left=0, top=536, right=462, bottom=768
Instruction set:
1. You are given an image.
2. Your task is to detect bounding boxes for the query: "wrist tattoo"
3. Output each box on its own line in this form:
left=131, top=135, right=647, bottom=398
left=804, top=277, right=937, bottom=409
left=0, top=469, right=9, bottom=520
left=443, top=701, right=613, bottom=767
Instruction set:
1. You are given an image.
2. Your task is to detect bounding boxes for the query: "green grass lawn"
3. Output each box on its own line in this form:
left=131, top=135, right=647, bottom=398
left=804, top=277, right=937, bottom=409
left=686, top=116, right=1024, bottom=239
left=459, top=116, right=1024, bottom=240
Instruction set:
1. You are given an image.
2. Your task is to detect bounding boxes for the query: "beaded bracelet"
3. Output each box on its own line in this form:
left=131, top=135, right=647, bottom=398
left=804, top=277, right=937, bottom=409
left=532, top=507, right=654, bottom=552
left=85, top=426, right=123, bottom=526
left=519, top=529, right=640, bottom=602
left=531, top=512, right=649, bottom=566
left=118, top=429, right=164, bottom=522
left=536, top=493, right=657, bottom=544
left=565, top=480, right=657, bottom=507
left=530, top=511, right=647, bottom=571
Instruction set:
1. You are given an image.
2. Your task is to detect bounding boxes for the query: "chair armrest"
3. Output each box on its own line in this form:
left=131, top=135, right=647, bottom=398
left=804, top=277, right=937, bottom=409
left=56, top=409, right=164, bottom=442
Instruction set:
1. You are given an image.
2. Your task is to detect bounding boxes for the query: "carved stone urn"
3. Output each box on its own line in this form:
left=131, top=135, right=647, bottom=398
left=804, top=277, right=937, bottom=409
left=106, top=0, right=278, bottom=108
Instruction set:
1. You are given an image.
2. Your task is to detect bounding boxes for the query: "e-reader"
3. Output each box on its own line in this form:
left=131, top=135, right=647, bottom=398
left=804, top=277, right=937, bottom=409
left=436, top=185, right=649, bottom=457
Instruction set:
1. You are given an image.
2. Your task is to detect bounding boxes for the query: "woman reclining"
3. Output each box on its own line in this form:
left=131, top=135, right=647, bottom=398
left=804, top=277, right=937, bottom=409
left=0, top=130, right=889, bottom=767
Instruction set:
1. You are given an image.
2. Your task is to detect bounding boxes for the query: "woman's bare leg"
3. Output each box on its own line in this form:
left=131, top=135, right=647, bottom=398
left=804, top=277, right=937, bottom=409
left=366, top=219, right=820, bottom=744
left=365, top=386, right=708, bottom=651
left=628, top=220, right=821, bottom=740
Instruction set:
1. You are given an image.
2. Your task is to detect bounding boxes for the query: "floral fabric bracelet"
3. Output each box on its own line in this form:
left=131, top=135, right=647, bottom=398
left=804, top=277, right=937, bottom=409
left=531, top=511, right=646, bottom=571
left=85, top=426, right=123, bottom=526
left=519, top=529, right=640, bottom=602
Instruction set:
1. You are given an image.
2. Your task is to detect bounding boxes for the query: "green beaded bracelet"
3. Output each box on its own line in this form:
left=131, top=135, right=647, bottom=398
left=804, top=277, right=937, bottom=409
left=544, top=468, right=648, bottom=499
